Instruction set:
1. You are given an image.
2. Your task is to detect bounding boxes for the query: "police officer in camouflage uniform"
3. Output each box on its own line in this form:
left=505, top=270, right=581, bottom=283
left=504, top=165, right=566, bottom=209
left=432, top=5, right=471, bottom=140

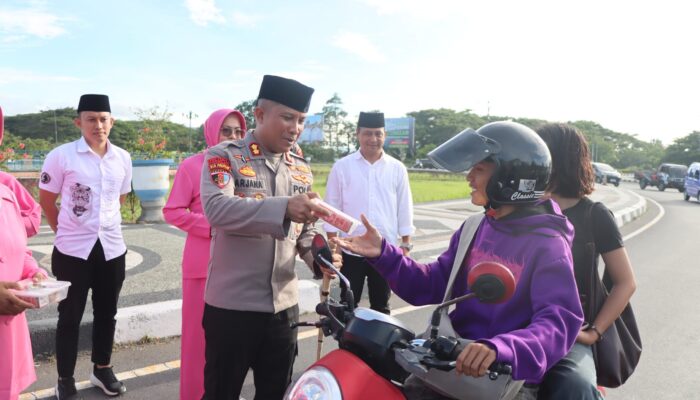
left=200, top=75, right=334, bottom=400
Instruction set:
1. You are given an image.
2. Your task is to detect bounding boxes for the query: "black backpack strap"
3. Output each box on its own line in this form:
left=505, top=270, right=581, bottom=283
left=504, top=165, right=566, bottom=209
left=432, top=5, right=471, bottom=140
left=581, top=199, right=601, bottom=322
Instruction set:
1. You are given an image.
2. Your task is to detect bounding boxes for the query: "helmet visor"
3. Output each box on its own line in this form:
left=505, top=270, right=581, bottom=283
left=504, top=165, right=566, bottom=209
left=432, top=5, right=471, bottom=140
left=428, top=128, right=501, bottom=172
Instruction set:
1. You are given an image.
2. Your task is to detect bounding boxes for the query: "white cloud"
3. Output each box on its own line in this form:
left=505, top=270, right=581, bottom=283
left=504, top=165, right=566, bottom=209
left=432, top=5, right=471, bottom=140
left=231, top=11, right=262, bottom=28
left=185, top=0, right=225, bottom=26
left=0, top=68, right=79, bottom=85
left=0, top=7, right=66, bottom=41
left=332, top=32, right=386, bottom=63
left=358, top=0, right=470, bottom=20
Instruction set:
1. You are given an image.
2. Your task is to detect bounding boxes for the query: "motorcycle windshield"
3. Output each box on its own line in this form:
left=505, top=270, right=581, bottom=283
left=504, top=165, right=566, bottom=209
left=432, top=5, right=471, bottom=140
left=428, top=128, right=502, bottom=172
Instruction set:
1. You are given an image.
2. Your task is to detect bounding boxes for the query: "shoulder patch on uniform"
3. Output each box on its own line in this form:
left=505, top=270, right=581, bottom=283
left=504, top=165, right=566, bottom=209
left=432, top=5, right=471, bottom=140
left=226, top=139, right=245, bottom=148
left=238, top=165, right=256, bottom=177
left=289, top=150, right=306, bottom=160
left=249, top=143, right=262, bottom=156
left=208, top=157, right=232, bottom=188
left=40, top=172, right=51, bottom=184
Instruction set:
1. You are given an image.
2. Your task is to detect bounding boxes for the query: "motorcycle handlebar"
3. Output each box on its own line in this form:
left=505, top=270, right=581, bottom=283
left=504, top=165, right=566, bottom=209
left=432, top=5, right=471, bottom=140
left=449, top=341, right=512, bottom=377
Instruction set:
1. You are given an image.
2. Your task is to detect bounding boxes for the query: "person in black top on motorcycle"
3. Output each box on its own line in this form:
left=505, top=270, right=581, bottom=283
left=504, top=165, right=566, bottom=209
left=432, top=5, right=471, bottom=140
left=535, top=123, right=637, bottom=400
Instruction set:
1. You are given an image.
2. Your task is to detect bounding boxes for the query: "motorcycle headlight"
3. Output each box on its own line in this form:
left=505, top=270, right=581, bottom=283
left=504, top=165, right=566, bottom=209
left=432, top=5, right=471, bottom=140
left=284, top=366, right=342, bottom=400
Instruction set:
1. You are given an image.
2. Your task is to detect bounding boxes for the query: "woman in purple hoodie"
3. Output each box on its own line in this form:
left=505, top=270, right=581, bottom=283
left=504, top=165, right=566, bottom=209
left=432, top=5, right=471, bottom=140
left=335, top=121, right=584, bottom=399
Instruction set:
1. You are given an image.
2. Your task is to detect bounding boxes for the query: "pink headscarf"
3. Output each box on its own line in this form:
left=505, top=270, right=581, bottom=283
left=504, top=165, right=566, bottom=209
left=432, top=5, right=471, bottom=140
left=202, top=109, right=247, bottom=148
left=0, top=106, right=4, bottom=145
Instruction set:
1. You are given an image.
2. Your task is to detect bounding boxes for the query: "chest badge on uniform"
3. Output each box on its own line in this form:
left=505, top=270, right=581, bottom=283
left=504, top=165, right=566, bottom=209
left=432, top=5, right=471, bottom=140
left=239, top=165, right=256, bottom=177
left=292, top=164, right=311, bottom=174
left=249, top=143, right=262, bottom=156
left=292, top=174, right=312, bottom=185
left=208, top=157, right=232, bottom=189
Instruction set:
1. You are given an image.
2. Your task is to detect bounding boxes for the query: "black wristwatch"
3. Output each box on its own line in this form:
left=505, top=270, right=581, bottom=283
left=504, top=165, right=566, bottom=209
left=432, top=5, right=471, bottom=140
left=399, top=242, right=413, bottom=251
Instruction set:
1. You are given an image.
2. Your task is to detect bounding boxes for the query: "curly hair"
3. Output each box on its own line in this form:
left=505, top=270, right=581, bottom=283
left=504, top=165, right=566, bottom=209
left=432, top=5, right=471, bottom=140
left=535, top=123, right=595, bottom=198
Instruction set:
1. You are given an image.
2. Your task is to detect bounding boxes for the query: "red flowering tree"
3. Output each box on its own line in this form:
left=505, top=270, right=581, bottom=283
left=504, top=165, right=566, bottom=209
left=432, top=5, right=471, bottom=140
left=130, top=106, right=173, bottom=159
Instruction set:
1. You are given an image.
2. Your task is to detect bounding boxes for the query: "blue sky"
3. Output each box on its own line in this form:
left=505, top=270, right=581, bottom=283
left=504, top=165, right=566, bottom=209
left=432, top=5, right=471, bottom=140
left=1, top=0, right=699, bottom=144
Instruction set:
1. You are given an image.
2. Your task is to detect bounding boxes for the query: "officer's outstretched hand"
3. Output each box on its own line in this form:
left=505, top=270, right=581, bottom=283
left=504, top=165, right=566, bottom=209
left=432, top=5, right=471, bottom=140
left=286, top=192, right=329, bottom=224
left=332, top=214, right=383, bottom=258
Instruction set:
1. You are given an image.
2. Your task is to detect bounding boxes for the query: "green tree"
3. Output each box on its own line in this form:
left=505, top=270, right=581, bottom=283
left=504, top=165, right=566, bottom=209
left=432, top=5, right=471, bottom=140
left=663, top=131, right=700, bottom=165
left=408, top=108, right=487, bottom=149
left=4, top=107, right=79, bottom=144
left=235, top=99, right=257, bottom=130
left=322, top=94, right=350, bottom=152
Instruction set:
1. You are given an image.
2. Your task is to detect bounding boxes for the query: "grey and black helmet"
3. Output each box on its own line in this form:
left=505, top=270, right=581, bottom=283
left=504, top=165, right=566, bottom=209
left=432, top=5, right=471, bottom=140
left=428, top=121, right=551, bottom=207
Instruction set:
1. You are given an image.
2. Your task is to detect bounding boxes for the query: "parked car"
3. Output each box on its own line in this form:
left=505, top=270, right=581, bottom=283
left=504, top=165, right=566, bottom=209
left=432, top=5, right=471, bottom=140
left=412, top=158, right=438, bottom=169
left=684, top=162, right=700, bottom=202
left=638, top=163, right=688, bottom=192
left=592, top=162, right=622, bottom=186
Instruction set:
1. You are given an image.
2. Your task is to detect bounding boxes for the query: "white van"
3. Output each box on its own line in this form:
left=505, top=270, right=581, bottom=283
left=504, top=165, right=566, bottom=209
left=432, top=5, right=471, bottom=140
left=684, top=162, right=700, bottom=202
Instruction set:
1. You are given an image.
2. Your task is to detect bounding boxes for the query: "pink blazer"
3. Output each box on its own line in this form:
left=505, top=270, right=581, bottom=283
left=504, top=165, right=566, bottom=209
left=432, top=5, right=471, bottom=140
left=0, top=185, right=42, bottom=399
left=163, top=109, right=246, bottom=279
left=0, top=171, right=41, bottom=237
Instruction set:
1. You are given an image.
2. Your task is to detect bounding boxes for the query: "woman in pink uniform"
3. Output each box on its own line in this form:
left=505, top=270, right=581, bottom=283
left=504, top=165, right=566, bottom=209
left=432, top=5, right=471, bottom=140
left=0, top=106, right=41, bottom=237
left=163, top=108, right=246, bottom=400
left=0, top=106, right=46, bottom=400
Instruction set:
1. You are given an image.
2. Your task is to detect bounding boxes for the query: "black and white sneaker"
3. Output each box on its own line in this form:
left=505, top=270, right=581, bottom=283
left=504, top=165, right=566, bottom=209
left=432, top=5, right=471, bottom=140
left=55, top=376, right=78, bottom=400
left=90, top=366, right=126, bottom=396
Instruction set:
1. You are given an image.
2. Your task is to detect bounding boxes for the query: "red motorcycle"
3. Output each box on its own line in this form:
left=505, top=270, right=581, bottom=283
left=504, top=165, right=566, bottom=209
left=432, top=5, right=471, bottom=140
left=284, top=235, right=519, bottom=400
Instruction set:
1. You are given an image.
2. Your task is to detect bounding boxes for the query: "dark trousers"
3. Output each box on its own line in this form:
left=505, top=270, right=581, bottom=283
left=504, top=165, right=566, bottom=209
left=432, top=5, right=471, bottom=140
left=202, top=303, right=299, bottom=400
left=340, top=253, right=391, bottom=314
left=52, top=240, right=126, bottom=378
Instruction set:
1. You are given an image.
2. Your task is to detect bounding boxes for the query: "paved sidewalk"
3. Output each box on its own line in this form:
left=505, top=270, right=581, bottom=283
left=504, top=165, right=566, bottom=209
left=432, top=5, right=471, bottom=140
left=25, top=183, right=646, bottom=356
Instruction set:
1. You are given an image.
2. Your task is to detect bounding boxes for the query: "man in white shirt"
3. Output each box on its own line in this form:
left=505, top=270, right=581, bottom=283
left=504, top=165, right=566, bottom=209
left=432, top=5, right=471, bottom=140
left=39, top=94, right=132, bottom=399
left=324, top=112, right=414, bottom=314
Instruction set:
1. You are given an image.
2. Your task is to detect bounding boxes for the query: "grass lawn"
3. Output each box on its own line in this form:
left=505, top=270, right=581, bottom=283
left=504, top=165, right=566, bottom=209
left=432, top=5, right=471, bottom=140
left=310, top=163, right=471, bottom=204
left=121, top=163, right=470, bottom=222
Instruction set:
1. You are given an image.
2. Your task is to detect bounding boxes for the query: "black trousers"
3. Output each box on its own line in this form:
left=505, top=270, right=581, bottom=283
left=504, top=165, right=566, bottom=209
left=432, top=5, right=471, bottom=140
left=340, top=253, right=391, bottom=314
left=52, top=240, right=126, bottom=378
left=202, top=303, right=299, bottom=400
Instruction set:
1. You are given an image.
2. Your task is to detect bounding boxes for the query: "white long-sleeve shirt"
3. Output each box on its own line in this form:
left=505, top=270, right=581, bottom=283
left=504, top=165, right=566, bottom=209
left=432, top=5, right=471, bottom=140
left=323, top=151, right=414, bottom=246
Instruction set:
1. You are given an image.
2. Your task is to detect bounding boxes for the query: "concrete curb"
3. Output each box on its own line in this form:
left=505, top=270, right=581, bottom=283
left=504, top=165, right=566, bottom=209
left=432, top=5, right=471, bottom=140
left=29, top=283, right=321, bottom=353
left=612, top=189, right=647, bottom=228
left=29, top=189, right=649, bottom=354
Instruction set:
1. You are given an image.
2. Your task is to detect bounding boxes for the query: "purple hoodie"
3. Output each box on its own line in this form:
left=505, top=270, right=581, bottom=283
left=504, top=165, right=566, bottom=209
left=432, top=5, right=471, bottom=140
left=367, top=199, right=583, bottom=383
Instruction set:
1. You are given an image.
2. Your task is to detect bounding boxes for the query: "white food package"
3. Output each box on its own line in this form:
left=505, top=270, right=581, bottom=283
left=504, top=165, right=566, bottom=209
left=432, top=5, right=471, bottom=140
left=11, top=279, right=72, bottom=308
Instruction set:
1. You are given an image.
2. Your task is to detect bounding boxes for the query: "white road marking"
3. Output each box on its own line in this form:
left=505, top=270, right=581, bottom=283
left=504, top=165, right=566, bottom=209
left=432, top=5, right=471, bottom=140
left=621, top=196, right=665, bottom=242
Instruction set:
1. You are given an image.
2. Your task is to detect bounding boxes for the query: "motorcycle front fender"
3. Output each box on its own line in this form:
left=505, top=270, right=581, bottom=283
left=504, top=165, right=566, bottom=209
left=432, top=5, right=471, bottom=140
left=314, top=349, right=405, bottom=399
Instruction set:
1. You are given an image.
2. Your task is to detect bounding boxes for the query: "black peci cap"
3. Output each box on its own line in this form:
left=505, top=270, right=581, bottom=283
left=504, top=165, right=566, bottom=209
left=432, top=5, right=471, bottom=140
left=257, top=75, right=314, bottom=113
left=77, top=94, right=111, bottom=113
left=358, top=112, right=385, bottom=128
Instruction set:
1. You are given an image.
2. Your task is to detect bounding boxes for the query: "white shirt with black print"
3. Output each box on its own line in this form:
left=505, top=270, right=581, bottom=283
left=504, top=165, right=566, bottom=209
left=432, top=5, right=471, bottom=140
left=39, top=137, right=132, bottom=260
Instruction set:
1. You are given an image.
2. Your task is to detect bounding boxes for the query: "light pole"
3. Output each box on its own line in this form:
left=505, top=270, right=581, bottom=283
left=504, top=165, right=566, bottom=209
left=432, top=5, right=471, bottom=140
left=183, top=111, right=198, bottom=153
left=52, top=109, right=58, bottom=144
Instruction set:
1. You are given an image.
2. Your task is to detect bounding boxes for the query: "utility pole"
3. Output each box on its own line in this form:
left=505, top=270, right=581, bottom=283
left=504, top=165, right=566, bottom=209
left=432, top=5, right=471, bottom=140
left=183, top=111, right=198, bottom=153
left=51, top=108, right=58, bottom=143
